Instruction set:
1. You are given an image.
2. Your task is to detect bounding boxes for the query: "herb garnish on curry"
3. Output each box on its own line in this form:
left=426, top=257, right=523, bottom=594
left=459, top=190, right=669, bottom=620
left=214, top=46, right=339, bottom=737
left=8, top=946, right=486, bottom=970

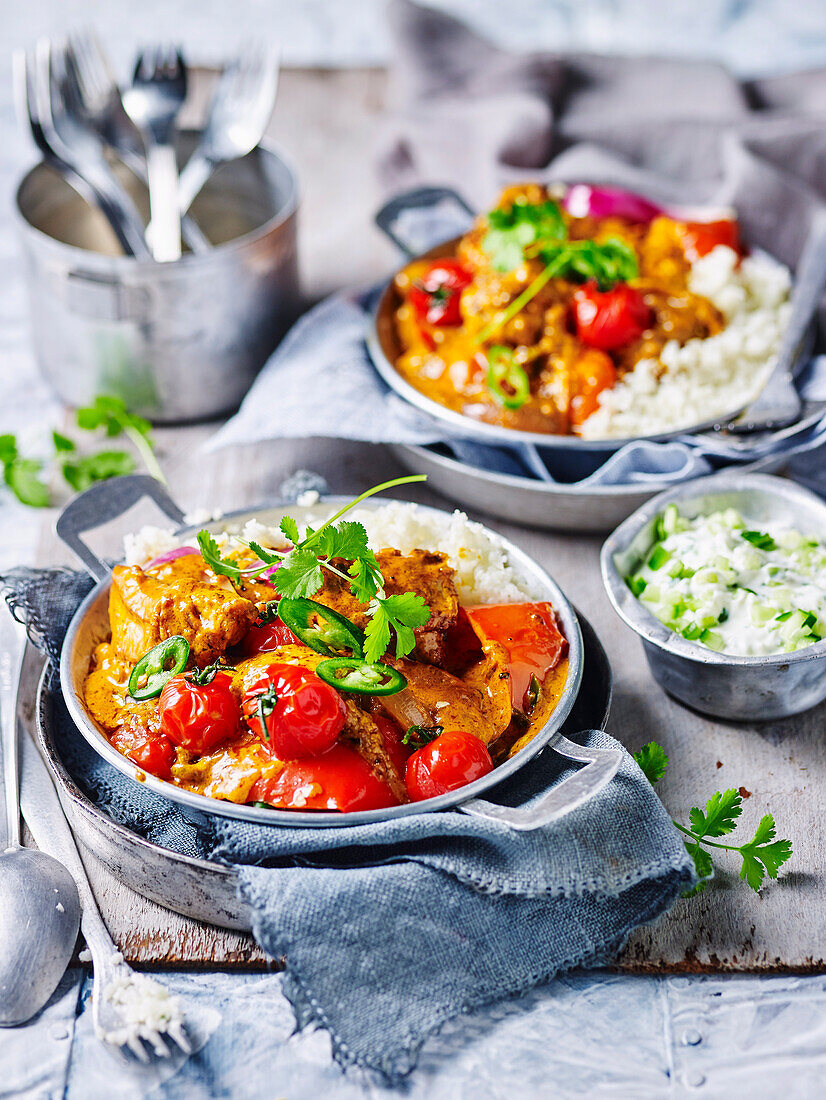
left=83, top=479, right=569, bottom=812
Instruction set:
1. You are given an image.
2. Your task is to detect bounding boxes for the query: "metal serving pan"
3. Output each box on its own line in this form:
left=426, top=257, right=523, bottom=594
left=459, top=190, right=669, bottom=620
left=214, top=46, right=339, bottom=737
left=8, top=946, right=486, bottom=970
left=601, top=471, right=826, bottom=720
left=56, top=475, right=621, bottom=832
left=389, top=431, right=824, bottom=533
left=366, top=186, right=813, bottom=456
left=35, top=611, right=612, bottom=931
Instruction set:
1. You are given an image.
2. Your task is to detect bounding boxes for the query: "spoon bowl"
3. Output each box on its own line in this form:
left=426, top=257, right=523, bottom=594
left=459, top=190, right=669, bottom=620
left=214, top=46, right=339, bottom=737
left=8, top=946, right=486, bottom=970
left=0, top=846, right=80, bottom=1026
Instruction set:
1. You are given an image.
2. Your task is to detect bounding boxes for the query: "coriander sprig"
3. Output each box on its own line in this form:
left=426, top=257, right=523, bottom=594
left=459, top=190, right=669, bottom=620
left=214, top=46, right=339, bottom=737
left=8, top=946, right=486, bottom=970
left=634, top=741, right=793, bottom=895
left=477, top=196, right=639, bottom=345
left=197, top=476, right=431, bottom=664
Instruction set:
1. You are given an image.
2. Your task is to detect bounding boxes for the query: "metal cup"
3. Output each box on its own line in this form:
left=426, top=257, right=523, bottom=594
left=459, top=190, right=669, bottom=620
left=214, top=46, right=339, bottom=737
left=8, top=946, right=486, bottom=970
left=14, top=136, right=299, bottom=423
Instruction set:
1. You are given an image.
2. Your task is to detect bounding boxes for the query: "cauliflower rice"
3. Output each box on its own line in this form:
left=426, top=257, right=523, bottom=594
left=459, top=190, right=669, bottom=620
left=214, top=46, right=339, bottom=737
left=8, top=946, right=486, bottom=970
left=579, top=245, right=792, bottom=439
left=124, top=502, right=538, bottom=607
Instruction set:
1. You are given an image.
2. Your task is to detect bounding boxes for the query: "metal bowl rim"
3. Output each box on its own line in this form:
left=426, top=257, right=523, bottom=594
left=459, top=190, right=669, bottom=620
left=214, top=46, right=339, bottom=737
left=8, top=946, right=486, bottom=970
left=60, top=496, right=585, bottom=828
left=600, top=470, right=826, bottom=668
left=13, top=135, right=299, bottom=268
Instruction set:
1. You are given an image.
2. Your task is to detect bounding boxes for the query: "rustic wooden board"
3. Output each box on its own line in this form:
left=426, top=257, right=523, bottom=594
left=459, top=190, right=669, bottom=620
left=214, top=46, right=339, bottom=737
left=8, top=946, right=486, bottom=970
left=30, top=67, right=826, bottom=971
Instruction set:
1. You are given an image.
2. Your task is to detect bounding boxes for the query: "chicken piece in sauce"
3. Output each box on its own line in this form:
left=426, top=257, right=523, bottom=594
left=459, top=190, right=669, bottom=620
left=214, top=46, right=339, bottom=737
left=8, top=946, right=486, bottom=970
left=312, top=547, right=460, bottom=665
left=109, top=553, right=257, bottom=666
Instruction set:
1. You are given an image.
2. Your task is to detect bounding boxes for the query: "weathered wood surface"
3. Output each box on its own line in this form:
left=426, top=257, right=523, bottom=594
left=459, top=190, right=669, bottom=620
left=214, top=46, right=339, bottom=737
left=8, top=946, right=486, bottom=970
left=32, top=68, right=826, bottom=971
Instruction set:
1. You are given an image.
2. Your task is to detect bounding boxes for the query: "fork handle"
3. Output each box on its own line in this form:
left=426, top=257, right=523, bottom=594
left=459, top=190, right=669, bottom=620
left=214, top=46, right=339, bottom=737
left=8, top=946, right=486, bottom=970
left=145, top=142, right=182, bottom=261
left=175, top=151, right=216, bottom=217
left=19, top=726, right=116, bottom=964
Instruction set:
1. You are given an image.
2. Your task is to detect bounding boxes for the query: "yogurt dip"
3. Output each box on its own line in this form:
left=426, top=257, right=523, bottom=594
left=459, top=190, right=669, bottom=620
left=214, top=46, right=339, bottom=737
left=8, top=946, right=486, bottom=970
left=626, top=505, right=826, bottom=656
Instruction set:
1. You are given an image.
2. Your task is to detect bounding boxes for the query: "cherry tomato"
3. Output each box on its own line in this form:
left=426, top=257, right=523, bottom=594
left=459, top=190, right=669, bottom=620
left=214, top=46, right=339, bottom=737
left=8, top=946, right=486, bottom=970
left=111, top=726, right=175, bottom=781
left=572, top=281, right=650, bottom=351
left=249, top=743, right=399, bottom=812
left=466, top=602, right=567, bottom=712
left=372, top=714, right=412, bottom=777
left=159, top=672, right=240, bottom=754
left=405, top=729, right=493, bottom=802
left=241, top=619, right=303, bottom=658
left=676, top=219, right=740, bottom=263
left=408, top=259, right=473, bottom=327
left=243, top=663, right=346, bottom=759
left=569, top=348, right=617, bottom=426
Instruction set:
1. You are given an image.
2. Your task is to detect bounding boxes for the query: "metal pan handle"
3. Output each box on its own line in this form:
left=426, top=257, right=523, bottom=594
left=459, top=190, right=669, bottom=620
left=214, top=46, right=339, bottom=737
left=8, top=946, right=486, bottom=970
left=459, top=732, right=622, bottom=831
left=55, top=474, right=185, bottom=584
left=375, top=186, right=476, bottom=258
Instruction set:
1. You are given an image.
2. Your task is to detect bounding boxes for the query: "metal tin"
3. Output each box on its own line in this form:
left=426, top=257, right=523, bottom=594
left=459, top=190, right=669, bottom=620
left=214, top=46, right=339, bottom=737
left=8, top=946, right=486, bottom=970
left=390, top=435, right=824, bottom=534
left=14, top=135, right=299, bottom=423
left=57, top=475, right=623, bottom=830
left=36, top=612, right=613, bottom=931
left=368, top=187, right=815, bottom=457
left=601, top=471, right=826, bottom=720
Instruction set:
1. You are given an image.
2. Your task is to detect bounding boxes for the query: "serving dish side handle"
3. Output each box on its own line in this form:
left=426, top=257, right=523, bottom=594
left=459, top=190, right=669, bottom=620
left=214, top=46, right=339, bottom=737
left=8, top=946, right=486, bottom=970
left=56, top=474, right=185, bottom=583
left=460, top=733, right=622, bottom=831
left=374, top=185, right=476, bottom=258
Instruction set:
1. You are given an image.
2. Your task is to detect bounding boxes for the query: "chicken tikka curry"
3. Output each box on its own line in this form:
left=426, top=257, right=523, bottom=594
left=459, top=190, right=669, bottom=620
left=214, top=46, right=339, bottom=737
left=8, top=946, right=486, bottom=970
left=83, top=485, right=568, bottom=813
left=390, top=182, right=741, bottom=436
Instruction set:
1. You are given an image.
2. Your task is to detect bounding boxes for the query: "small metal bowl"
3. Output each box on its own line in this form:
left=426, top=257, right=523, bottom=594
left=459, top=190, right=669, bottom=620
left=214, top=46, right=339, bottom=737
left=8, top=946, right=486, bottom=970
left=601, top=471, right=826, bottom=721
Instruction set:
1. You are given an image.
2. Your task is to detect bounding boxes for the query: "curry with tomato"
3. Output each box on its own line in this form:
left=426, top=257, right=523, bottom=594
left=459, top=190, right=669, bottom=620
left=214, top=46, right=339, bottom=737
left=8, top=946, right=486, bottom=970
left=390, top=183, right=741, bottom=436
left=83, top=527, right=569, bottom=813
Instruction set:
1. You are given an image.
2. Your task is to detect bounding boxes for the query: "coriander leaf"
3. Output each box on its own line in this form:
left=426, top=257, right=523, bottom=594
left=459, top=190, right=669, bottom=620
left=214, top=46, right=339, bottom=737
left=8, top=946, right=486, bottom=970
left=347, top=555, right=383, bottom=604
left=537, top=237, right=639, bottom=290
left=61, top=450, right=135, bottom=492
left=6, top=458, right=50, bottom=507
left=482, top=198, right=567, bottom=272
left=688, top=788, right=742, bottom=839
left=364, top=592, right=431, bottom=662
left=682, top=841, right=713, bottom=896
left=364, top=603, right=392, bottom=664
left=737, top=813, right=793, bottom=891
left=633, top=741, right=669, bottom=784
left=314, top=520, right=371, bottom=563
left=52, top=430, right=76, bottom=453
left=77, top=394, right=152, bottom=439
left=248, top=541, right=281, bottom=566
left=271, top=547, right=324, bottom=599
left=279, top=516, right=300, bottom=545
left=196, top=530, right=242, bottom=580
left=0, top=434, right=17, bottom=464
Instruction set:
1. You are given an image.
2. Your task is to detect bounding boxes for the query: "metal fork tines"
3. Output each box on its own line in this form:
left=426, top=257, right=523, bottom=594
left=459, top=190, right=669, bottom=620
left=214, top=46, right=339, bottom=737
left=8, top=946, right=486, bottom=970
left=123, top=45, right=187, bottom=261
left=721, top=216, right=826, bottom=436
left=18, top=729, right=192, bottom=1064
left=68, top=31, right=208, bottom=253
left=14, top=42, right=151, bottom=259
left=175, top=43, right=280, bottom=216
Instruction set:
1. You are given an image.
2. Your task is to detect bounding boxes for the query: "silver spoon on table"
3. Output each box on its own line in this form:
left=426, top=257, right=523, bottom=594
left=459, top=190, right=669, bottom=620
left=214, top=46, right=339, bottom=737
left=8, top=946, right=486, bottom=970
left=0, top=628, right=80, bottom=1027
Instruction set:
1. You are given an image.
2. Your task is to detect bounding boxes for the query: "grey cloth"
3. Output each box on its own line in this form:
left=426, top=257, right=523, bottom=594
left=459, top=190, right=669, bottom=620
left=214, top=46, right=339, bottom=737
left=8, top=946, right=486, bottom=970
left=210, top=0, right=826, bottom=489
left=2, top=565, right=694, bottom=1081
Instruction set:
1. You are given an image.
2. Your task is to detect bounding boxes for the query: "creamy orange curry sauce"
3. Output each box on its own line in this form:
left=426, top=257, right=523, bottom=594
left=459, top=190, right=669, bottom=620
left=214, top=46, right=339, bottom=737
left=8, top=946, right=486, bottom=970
left=83, top=544, right=569, bottom=812
left=391, top=183, right=737, bottom=435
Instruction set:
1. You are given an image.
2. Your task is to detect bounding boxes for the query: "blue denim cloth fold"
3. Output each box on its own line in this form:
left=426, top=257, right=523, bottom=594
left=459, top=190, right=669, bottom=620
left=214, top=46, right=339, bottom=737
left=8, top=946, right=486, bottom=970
left=2, top=565, right=695, bottom=1080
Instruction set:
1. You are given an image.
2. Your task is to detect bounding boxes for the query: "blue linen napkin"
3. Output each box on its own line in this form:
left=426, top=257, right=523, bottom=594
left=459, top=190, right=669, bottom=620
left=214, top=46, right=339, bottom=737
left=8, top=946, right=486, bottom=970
left=3, top=564, right=695, bottom=1080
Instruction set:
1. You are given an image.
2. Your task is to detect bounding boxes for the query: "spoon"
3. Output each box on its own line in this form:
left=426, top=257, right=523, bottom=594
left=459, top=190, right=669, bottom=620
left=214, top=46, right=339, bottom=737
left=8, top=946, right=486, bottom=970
left=0, top=632, right=80, bottom=1027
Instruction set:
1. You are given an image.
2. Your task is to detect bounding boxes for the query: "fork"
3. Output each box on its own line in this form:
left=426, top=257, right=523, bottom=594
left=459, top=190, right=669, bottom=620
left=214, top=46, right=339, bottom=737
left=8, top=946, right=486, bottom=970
left=719, top=214, right=826, bottom=435
left=173, top=43, right=279, bottom=217
left=18, top=722, right=192, bottom=1064
left=67, top=31, right=209, bottom=253
left=14, top=42, right=151, bottom=259
left=122, top=46, right=187, bottom=262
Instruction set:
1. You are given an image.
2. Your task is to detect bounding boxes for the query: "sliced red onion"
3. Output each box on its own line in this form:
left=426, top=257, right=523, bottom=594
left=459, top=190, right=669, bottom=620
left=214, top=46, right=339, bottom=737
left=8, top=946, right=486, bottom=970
left=147, top=546, right=199, bottom=569
left=564, top=183, right=663, bottom=224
